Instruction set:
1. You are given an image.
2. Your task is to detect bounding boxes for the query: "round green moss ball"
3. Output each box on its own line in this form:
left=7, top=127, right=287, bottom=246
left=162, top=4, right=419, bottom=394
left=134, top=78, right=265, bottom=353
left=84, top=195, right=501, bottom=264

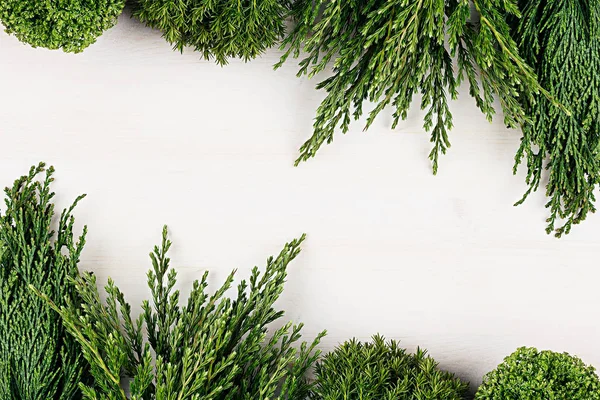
left=132, top=0, right=290, bottom=64
left=0, top=0, right=126, bottom=53
left=476, top=347, right=600, bottom=400
left=313, top=335, right=468, bottom=399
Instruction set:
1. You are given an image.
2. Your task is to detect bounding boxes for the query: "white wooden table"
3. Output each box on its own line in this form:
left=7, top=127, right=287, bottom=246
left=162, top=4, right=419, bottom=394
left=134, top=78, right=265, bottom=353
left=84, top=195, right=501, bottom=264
left=1, top=10, right=598, bottom=389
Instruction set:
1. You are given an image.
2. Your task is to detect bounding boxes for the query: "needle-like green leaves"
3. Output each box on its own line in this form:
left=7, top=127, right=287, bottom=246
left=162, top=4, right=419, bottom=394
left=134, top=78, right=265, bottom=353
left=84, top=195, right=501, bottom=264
left=513, top=0, right=600, bottom=237
left=39, top=226, right=325, bottom=400
left=133, top=0, right=291, bottom=64
left=278, top=0, right=546, bottom=174
left=0, top=0, right=125, bottom=52
left=313, top=335, right=468, bottom=400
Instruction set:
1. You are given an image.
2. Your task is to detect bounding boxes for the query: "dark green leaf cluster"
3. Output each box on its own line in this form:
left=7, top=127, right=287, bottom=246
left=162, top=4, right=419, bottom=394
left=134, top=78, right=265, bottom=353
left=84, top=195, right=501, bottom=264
left=475, top=347, right=600, bottom=400
left=133, top=0, right=291, bottom=65
left=278, top=0, right=551, bottom=174
left=0, top=163, right=89, bottom=399
left=312, top=335, right=468, bottom=400
left=513, top=0, right=600, bottom=237
left=0, top=0, right=125, bottom=52
left=39, top=226, right=325, bottom=400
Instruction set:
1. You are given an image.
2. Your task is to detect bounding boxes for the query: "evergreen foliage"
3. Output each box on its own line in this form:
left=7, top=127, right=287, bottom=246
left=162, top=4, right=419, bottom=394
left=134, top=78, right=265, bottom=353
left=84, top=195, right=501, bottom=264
left=475, top=347, right=600, bottom=400
left=132, top=0, right=291, bottom=65
left=277, top=0, right=558, bottom=174
left=512, top=0, right=600, bottom=237
left=0, top=0, right=125, bottom=52
left=0, top=163, right=89, bottom=399
left=312, top=335, right=468, bottom=400
left=38, top=226, right=325, bottom=399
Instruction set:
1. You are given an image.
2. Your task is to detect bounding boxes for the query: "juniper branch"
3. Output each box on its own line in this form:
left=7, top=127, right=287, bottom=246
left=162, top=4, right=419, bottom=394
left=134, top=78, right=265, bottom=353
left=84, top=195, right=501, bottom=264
left=39, top=226, right=325, bottom=399
left=279, top=0, right=552, bottom=174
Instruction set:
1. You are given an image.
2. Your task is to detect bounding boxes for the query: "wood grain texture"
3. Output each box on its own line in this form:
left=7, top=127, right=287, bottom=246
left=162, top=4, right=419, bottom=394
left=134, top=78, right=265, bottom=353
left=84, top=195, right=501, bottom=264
left=1, top=10, right=599, bottom=389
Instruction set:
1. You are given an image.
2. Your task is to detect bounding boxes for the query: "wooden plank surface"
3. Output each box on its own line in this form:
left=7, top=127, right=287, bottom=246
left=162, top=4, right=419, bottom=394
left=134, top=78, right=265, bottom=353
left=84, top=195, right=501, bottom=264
left=1, top=10, right=599, bottom=389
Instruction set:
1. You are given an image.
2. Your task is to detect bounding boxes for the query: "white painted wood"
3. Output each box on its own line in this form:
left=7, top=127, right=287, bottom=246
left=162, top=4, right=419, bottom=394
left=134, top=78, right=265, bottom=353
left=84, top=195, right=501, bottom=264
left=1, top=10, right=599, bottom=390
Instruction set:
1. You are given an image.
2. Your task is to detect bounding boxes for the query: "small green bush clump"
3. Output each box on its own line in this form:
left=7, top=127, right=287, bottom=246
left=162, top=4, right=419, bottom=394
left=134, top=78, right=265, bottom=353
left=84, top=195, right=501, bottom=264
left=133, top=0, right=290, bottom=64
left=476, top=347, right=600, bottom=400
left=0, top=0, right=126, bottom=52
left=313, top=335, right=468, bottom=400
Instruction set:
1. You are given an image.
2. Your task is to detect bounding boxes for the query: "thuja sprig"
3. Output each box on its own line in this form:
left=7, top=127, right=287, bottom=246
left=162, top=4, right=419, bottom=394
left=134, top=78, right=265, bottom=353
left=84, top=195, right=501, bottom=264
left=0, top=162, right=90, bottom=399
left=278, top=0, right=558, bottom=174
left=513, top=0, right=600, bottom=237
left=36, top=226, right=325, bottom=400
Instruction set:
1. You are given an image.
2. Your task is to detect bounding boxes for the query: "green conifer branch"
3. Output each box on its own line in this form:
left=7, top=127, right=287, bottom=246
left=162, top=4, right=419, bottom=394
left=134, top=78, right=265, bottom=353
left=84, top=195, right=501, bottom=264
left=513, top=0, right=600, bottom=237
left=37, top=226, right=325, bottom=399
left=278, top=0, right=556, bottom=174
left=0, top=162, right=90, bottom=399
